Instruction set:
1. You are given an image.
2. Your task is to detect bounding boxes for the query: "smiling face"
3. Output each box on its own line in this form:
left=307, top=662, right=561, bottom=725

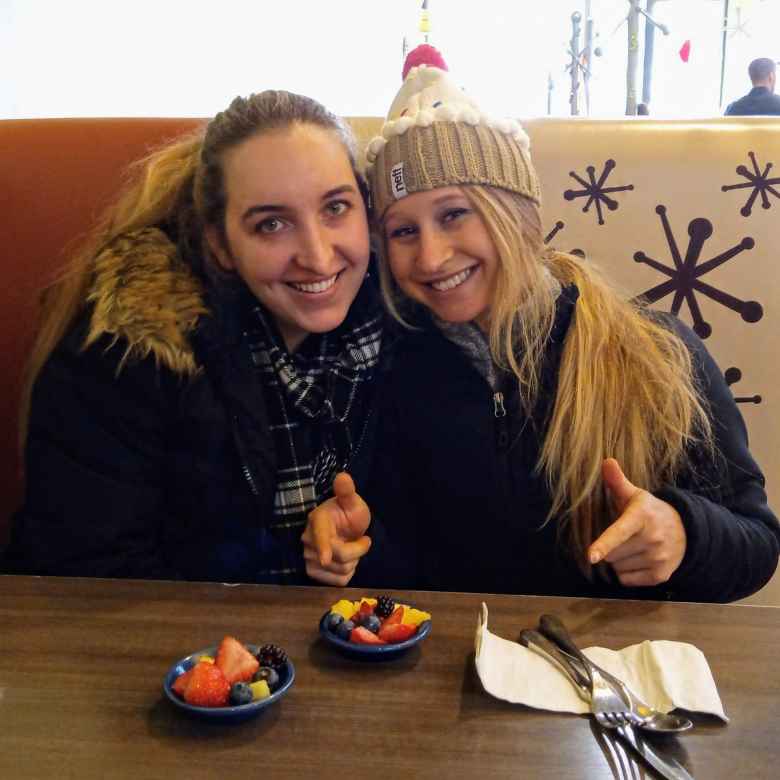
left=207, top=124, right=370, bottom=352
left=382, top=186, right=501, bottom=330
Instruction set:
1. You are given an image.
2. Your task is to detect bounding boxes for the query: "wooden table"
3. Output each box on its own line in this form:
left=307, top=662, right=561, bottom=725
left=1, top=576, right=777, bottom=779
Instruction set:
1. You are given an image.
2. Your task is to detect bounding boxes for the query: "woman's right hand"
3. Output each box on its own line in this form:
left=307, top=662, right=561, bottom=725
left=301, top=472, right=372, bottom=586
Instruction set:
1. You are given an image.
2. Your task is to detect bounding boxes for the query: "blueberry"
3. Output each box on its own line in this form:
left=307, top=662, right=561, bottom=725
left=229, top=682, right=254, bottom=706
left=363, top=615, right=381, bottom=634
left=252, top=665, right=280, bottom=691
left=325, top=612, right=344, bottom=632
left=336, top=619, right=355, bottom=641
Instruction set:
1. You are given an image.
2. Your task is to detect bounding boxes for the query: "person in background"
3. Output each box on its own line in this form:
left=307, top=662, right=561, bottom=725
left=725, top=57, right=780, bottom=116
left=310, top=45, right=780, bottom=602
left=3, top=90, right=378, bottom=586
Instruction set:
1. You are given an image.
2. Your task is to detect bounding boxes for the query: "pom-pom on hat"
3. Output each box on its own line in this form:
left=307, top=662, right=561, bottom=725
left=366, top=45, right=541, bottom=220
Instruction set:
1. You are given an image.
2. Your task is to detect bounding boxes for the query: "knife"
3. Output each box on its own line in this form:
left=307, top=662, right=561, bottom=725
left=520, top=629, right=694, bottom=780
left=615, top=724, right=694, bottom=780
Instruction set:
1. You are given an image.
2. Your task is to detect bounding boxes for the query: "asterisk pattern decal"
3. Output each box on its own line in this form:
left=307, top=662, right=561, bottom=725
left=724, top=367, right=762, bottom=405
left=545, top=221, right=565, bottom=244
left=544, top=220, right=586, bottom=258
left=563, top=159, right=634, bottom=225
left=721, top=152, right=780, bottom=217
left=633, top=206, right=763, bottom=339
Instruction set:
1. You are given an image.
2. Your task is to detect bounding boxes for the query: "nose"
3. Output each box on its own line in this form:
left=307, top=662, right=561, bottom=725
left=415, top=225, right=453, bottom=274
left=295, top=220, right=336, bottom=275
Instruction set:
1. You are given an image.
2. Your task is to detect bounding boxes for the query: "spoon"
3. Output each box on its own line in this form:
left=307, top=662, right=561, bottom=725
left=537, top=614, right=693, bottom=734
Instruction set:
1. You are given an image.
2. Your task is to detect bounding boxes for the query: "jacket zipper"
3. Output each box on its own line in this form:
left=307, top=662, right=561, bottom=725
left=494, top=391, right=510, bottom=451
left=493, top=391, right=506, bottom=418
left=231, top=413, right=261, bottom=498
left=348, top=404, right=375, bottom=465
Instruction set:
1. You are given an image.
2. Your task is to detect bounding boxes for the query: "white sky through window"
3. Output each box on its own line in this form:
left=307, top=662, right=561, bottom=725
left=1, top=1, right=777, bottom=119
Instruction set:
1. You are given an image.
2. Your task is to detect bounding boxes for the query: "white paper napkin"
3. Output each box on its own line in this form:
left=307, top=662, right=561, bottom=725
left=474, top=603, right=728, bottom=722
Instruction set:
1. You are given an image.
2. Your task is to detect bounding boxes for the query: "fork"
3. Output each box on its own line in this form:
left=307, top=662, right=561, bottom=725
left=595, top=721, right=645, bottom=780
left=518, top=627, right=636, bottom=727
left=538, top=614, right=642, bottom=728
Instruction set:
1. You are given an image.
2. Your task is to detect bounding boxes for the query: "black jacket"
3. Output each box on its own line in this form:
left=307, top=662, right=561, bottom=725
left=363, top=286, right=780, bottom=602
left=725, top=86, right=780, bottom=116
left=3, top=229, right=381, bottom=583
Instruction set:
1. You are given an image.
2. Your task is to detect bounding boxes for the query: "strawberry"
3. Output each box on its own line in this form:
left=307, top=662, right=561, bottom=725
left=183, top=661, right=230, bottom=707
left=350, top=626, right=387, bottom=645
left=378, top=623, right=417, bottom=644
left=215, top=636, right=259, bottom=684
left=171, top=668, right=194, bottom=697
left=357, top=601, right=374, bottom=619
left=350, top=601, right=374, bottom=624
left=382, top=605, right=405, bottom=626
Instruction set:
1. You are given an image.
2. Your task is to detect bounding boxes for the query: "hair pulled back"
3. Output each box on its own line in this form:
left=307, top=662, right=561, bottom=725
left=20, top=91, right=361, bottom=446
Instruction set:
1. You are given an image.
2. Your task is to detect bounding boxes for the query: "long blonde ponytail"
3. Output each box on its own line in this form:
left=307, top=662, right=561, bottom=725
left=470, top=186, right=713, bottom=574
left=540, top=251, right=712, bottom=571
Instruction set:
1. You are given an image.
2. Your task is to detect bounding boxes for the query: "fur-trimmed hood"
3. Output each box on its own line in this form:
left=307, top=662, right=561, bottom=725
left=84, top=227, right=209, bottom=376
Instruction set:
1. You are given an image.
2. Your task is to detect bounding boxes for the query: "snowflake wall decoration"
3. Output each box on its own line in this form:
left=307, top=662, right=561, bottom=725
left=633, top=205, right=762, bottom=339
left=545, top=221, right=565, bottom=244
left=724, top=367, right=762, bottom=405
left=721, top=152, right=780, bottom=217
left=544, top=220, right=585, bottom=257
left=563, top=159, right=634, bottom=225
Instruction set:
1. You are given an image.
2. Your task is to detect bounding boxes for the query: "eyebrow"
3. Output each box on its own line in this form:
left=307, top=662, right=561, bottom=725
left=240, top=184, right=358, bottom=222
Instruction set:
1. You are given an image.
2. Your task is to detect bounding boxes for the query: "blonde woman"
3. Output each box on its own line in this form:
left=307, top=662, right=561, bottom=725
left=3, top=91, right=379, bottom=585
left=310, top=47, right=779, bottom=601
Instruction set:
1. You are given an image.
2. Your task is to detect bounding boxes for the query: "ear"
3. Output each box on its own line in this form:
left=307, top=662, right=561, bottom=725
left=205, top=224, right=235, bottom=272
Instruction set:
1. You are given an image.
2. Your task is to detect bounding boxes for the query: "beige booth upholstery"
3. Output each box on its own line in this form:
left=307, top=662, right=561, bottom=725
left=2, top=116, right=778, bottom=602
left=353, top=117, right=780, bottom=604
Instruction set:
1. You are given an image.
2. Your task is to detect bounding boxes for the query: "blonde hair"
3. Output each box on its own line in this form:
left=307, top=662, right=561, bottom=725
left=20, top=91, right=363, bottom=447
left=378, top=184, right=713, bottom=575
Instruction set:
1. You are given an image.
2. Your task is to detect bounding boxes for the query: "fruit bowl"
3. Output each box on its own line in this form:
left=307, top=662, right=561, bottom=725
left=319, top=597, right=432, bottom=659
left=163, top=643, right=294, bottom=722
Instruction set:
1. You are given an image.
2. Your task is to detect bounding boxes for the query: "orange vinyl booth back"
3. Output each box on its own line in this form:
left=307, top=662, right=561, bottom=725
left=0, top=118, right=205, bottom=546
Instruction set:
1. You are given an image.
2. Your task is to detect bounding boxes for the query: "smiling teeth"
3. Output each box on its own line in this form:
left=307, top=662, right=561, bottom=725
left=291, top=274, right=338, bottom=293
left=431, top=268, right=473, bottom=292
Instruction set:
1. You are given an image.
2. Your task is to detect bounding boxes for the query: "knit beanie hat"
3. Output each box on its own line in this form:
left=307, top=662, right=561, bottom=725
left=366, top=45, right=541, bottom=220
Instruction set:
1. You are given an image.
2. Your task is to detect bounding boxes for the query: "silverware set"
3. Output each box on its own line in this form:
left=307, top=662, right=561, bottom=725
left=520, top=614, right=694, bottom=780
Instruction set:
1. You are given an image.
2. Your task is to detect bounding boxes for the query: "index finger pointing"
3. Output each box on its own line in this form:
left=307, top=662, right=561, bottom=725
left=588, top=511, right=645, bottom=564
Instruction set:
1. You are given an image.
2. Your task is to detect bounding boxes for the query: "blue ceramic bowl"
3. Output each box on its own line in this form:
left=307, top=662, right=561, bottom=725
left=319, top=608, right=432, bottom=659
left=163, top=643, right=294, bottom=722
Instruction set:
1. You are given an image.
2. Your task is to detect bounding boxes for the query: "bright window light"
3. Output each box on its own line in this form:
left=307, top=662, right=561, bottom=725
left=1, top=0, right=777, bottom=119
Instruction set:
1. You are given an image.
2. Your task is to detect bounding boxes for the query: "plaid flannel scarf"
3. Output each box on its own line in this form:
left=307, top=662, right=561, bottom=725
left=244, top=284, right=382, bottom=581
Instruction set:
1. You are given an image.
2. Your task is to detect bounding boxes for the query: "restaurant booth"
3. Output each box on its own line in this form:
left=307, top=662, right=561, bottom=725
left=1, top=113, right=780, bottom=778
left=1, top=114, right=778, bottom=602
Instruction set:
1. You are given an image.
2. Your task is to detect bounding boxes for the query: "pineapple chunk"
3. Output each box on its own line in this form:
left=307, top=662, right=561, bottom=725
left=330, top=599, right=357, bottom=620
left=250, top=680, right=271, bottom=701
left=402, top=607, right=432, bottom=627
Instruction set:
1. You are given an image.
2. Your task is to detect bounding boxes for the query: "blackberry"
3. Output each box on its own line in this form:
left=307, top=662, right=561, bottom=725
left=375, top=595, right=395, bottom=618
left=256, top=643, right=288, bottom=670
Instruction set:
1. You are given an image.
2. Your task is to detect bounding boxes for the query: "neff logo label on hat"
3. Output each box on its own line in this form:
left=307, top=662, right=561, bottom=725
left=390, top=162, right=407, bottom=199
